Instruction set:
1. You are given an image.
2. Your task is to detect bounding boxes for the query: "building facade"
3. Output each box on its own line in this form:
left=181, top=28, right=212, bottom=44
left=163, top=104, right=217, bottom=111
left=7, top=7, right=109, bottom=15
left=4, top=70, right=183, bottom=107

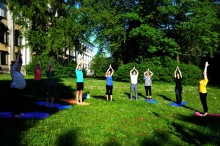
left=0, top=2, right=93, bottom=73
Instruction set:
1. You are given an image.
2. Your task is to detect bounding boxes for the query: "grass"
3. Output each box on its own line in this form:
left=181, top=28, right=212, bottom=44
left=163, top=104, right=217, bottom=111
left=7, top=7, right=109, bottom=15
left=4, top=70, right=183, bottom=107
left=0, top=73, right=220, bottom=145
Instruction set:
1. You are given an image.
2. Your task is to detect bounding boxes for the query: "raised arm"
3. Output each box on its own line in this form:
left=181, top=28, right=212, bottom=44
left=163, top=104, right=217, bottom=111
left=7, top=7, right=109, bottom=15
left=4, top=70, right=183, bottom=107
left=130, top=66, right=135, bottom=76
left=148, top=68, right=153, bottom=76
left=105, top=66, right=110, bottom=77
left=15, top=50, right=21, bottom=64
left=144, top=71, right=148, bottom=76
left=178, top=67, right=182, bottom=78
left=174, top=67, right=178, bottom=78
left=134, top=68, right=139, bottom=76
left=203, top=62, right=209, bottom=80
left=109, top=65, right=114, bottom=76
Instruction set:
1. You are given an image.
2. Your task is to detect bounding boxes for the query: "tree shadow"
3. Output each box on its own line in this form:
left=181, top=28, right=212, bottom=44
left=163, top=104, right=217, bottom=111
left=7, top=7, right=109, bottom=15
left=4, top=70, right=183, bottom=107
left=172, top=114, right=220, bottom=145
left=158, top=94, right=173, bottom=102
left=0, top=75, right=75, bottom=145
left=56, top=129, right=79, bottom=146
left=140, top=129, right=179, bottom=146
left=149, top=110, right=220, bottom=145
left=103, top=137, right=121, bottom=146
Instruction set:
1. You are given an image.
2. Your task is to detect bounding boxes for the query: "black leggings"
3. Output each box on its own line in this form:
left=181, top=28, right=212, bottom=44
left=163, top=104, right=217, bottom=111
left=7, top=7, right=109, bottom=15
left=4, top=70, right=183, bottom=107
left=10, top=88, right=24, bottom=115
left=175, top=88, right=182, bottom=104
left=200, top=92, right=208, bottom=113
left=145, top=86, right=152, bottom=96
left=106, top=85, right=113, bottom=95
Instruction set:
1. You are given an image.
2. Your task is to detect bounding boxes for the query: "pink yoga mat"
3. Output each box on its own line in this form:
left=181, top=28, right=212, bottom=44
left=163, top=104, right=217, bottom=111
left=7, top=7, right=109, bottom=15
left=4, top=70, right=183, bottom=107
left=194, top=112, right=220, bottom=117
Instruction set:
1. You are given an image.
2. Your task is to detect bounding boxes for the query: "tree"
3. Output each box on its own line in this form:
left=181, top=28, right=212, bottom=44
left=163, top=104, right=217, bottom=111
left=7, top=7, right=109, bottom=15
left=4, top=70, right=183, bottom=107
left=90, top=52, right=114, bottom=77
left=7, top=0, right=92, bottom=57
left=80, top=0, right=220, bottom=64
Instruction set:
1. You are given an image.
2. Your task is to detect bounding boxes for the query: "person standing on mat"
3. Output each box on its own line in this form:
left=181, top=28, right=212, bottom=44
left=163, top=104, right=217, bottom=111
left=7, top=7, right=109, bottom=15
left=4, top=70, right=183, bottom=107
left=10, top=49, right=26, bottom=118
left=34, top=62, right=42, bottom=100
left=105, top=64, right=114, bottom=101
left=75, top=63, right=84, bottom=104
left=46, top=64, right=56, bottom=107
left=174, top=66, right=182, bottom=104
left=144, top=68, right=153, bottom=100
left=198, top=61, right=209, bottom=116
left=130, top=66, right=139, bottom=100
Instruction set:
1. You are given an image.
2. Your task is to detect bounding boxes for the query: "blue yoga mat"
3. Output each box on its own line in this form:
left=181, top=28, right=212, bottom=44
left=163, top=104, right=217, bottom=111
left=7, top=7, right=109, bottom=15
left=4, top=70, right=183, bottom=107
left=144, top=98, right=158, bottom=104
left=0, top=112, right=50, bottom=119
left=36, top=101, right=72, bottom=110
left=169, top=101, right=187, bottom=107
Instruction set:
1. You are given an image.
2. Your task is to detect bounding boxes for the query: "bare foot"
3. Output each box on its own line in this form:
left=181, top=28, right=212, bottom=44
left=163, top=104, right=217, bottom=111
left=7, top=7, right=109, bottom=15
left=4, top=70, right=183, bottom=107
left=202, top=112, right=208, bottom=116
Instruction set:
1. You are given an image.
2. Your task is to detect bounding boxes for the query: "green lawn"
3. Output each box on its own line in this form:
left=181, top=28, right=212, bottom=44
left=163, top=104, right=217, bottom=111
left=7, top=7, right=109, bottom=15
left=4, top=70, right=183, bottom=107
left=0, top=73, right=220, bottom=145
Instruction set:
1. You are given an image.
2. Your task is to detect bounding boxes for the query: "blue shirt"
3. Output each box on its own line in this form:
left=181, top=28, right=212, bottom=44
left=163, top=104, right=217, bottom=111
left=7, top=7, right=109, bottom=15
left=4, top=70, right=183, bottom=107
left=106, top=75, right=113, bottom=86
left=75, top=68, right=83, bottom=82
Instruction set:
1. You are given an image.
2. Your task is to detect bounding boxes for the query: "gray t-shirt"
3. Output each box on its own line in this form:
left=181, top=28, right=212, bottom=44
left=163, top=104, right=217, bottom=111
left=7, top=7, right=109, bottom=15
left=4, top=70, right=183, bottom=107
left=144, top=75, right=152, bottom=86
left=10, top=63, right=26, bottom=89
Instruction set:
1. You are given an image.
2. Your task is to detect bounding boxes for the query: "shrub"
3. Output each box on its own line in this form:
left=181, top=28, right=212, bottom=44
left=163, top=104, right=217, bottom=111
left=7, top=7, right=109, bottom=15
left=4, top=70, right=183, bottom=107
left=25, top=56, right=85, bottom=78
left=114, top=57, right=201, bottom=85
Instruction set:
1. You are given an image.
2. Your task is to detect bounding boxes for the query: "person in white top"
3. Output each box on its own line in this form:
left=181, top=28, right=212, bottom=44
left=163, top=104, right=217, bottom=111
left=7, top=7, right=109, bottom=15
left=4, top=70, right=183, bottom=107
left=130, top=66, right=139, bottom=100
left=144, top=68, right=153, bottom=100
left=10, top=49, right=26, bottom=118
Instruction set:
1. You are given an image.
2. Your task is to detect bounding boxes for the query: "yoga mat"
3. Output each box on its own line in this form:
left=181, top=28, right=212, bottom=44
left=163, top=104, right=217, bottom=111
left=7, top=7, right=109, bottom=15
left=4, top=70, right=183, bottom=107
left=60, top=99, right=77, bottom=104
left=0, top=112, right=49, bottom=119
left=77, top=102, right=90, bottom=106
left=61, top=99, right=90, bottom=106
left=0, top=112, right=13, bottom=118
left=144, top=98, right=158, bottom=104
left=36, top=101, right=72, bottom=110
left=169, top=101, right=187, bottom=107
left=194, top=111, right=220, bottom=117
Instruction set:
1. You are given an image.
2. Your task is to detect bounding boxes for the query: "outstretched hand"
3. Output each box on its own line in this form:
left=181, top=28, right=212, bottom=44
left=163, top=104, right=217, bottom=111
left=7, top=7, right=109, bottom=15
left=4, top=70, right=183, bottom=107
left=205, top=62, right=209, bottom=67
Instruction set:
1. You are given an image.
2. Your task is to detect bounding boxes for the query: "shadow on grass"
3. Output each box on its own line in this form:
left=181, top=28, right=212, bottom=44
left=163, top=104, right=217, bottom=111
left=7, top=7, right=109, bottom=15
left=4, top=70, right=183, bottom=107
left=56, top=129, right=79, bottom=146
left=158, top=94, right=173, bottom=102
left=103, top=137, right=121, bottom=146
left=150, top=111, right=220, bottom=145
left=141, top=128, right=180, bottom=146
left=93, top=95, right=106, bottom=100
left=172, top=114, right=220, bottom=145
left=0, top=76, right=75, bottom=145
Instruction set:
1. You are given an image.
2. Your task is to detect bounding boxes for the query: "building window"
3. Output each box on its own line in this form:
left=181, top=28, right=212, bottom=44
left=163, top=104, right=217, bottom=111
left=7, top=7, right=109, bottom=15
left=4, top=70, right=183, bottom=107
left=0, top=3, right=6, bottom=18
left=15, top=30, right=21, bottom=46
left=4, top=31, right=8, bottom=44
left=0, top=51, right=7, bottom=65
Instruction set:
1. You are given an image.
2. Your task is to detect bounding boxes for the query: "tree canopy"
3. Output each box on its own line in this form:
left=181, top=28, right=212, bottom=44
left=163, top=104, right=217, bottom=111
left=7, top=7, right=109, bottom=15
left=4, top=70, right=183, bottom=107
left=6, top=0, right=220, bottom=65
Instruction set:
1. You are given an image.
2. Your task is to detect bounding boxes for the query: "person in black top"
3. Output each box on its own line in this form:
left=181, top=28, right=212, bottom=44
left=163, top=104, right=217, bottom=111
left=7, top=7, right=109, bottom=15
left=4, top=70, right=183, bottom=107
left=174, top=66, right=182, bottom=104
left=46, top=65, right=55, bottom=107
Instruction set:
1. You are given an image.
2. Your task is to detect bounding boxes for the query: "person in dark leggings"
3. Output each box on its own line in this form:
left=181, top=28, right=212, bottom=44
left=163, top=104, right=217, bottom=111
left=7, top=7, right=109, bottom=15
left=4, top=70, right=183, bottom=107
left=174, top=66, right=182, bottom=104
left=10, top=50, right=26, bottom=118
left=198, top=62, right=209, bottom=116
left=144, top=68, right=153, bottom=99
left=46, top=64, right=56, bottom=107
left=105, top=64, right=114, bottom=101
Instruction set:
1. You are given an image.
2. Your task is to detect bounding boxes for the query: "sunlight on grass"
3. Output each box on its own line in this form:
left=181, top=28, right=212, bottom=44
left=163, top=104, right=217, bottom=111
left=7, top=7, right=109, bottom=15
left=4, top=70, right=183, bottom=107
left=0, top=74, right=220, bottom=145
